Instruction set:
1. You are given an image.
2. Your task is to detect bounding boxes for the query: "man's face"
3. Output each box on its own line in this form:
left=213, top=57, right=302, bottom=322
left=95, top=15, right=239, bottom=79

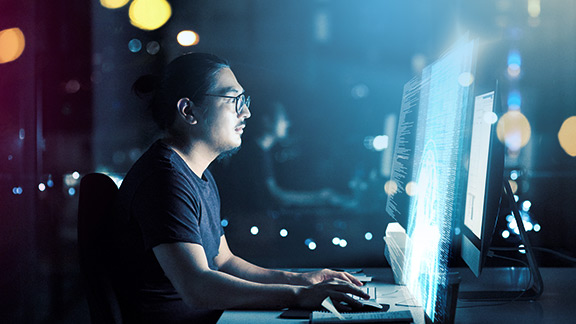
left=197, top=67, right=251, bottom=154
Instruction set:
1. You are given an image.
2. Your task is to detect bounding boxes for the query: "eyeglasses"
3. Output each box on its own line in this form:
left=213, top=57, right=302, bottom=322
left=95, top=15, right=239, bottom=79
left=204, top=92, right=251, bottom=115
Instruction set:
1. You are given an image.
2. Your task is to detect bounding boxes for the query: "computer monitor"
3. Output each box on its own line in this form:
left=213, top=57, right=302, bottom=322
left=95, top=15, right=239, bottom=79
left=385, top=36, right=476, bottom=323
left=386, top=36, right=543, bottom=314
left=458, top=85, right=544, bottom=301
left=460, top=88, right=504, bottom=278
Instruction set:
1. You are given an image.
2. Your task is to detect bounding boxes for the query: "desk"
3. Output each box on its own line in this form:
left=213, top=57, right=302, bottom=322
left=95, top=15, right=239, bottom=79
left=218, top=267, right=576, bottom=324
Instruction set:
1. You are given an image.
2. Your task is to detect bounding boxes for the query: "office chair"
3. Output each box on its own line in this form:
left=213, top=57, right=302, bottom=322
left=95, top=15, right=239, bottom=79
left=77, top=173, right=123, bottom=324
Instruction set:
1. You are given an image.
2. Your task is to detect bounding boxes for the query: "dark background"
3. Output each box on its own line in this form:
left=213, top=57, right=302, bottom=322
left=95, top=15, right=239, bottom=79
left=1, top=0, right=575, bottom=322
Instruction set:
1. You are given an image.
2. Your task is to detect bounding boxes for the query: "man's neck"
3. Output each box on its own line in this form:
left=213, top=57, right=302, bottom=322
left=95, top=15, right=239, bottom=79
left=162, top=137, right=217, bottom=178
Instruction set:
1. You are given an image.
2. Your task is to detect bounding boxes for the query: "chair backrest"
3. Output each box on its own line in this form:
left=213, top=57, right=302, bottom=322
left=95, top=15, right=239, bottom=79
left=77, top=173, right=123, bottom=324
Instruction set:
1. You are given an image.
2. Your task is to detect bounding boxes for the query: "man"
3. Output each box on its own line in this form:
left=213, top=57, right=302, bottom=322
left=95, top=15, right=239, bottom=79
left=114, top=53, right=368, bottom=323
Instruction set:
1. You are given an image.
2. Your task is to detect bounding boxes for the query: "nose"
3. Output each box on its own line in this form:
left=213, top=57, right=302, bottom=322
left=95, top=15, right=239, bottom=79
left=240, top=104, right=251, bottom=119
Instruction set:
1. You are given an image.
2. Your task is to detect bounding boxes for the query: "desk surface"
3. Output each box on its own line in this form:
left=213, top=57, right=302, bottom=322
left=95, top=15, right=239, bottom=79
left=218, top=267, right=576, bottom=324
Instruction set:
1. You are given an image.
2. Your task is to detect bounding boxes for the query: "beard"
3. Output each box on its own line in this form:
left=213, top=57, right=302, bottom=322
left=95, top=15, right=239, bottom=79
left=216, top=145, right=241, bottom=162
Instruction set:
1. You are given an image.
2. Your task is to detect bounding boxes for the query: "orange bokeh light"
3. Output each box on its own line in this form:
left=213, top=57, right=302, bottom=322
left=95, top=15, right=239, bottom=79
left=0, top=28, right=26, bottom=64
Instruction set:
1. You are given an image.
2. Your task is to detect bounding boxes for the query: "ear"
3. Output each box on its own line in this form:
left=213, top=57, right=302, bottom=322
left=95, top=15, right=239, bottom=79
left=177, top=97, right=198, bottom=125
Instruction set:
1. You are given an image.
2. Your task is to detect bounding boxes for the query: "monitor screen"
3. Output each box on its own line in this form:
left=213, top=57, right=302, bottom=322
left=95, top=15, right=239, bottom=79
left=385, top=37, right=476, bottom=322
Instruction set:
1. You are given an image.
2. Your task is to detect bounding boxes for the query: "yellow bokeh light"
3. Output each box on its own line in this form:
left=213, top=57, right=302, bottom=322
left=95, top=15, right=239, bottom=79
left=177, top=30, right=199, bottom=46
left=528, top=0, right=541, bottom=18
left=100, top=0, right=130, bottom=9
left=384, top=180, right=398, bottom=196
left=558, top=116, right=576, bottom=157
left=496, top=110, right=531, bottom=151
left=508, top=180, right=518, bottom=194
left=129, top=0, right=172, bottom=31
left=0, top=28, right=25, bottom=64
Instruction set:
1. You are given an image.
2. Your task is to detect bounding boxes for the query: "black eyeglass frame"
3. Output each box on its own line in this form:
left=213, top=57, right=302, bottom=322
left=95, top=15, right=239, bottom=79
left=203, top=92, right=251, bottom=115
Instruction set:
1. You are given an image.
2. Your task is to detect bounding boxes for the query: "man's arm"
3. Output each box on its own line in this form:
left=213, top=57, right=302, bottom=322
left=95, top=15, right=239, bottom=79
left=153, top=241, right=368, bottom=311
left=214, top=235, right=364, bottom=286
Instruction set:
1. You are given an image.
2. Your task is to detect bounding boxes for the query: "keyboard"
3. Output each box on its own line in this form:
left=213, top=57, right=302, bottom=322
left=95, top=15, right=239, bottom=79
left=310, top=310, right=413, bottom=323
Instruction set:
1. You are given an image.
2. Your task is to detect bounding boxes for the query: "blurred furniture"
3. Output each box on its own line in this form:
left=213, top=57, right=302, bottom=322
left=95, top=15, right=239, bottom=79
left=77, top=173, right=122, bottom=324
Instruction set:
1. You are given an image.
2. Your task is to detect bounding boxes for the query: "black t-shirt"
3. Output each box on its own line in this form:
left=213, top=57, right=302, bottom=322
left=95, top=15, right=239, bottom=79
left=113, top=140, right=224, bottom=323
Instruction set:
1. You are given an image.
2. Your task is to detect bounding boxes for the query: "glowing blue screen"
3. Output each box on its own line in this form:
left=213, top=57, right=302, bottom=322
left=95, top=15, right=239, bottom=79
left=387, top=38, right=476, bottom=322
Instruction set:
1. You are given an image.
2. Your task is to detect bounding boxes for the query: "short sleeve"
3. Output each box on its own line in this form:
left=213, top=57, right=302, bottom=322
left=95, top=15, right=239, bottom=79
left=132, top=169, right=202, bottom=251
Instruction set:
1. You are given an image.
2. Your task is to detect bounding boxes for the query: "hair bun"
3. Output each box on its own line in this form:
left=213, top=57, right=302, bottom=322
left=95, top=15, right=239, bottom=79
left=132, top=74, right=160, bottom=99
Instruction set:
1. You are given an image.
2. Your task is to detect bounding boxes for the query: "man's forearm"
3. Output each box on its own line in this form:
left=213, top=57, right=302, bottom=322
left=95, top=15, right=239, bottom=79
left=182, top=269, right=300, bottom=310
left=218, top=254, right=306, bottom=285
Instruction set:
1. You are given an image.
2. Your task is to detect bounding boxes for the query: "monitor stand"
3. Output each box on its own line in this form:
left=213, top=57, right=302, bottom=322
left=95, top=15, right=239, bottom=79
left=458, top=179, right=544, bottom=301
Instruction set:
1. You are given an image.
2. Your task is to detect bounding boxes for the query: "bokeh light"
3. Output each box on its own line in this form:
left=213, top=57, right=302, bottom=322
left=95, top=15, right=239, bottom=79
left=128, top=38, right=143, bottom=52
left=308, top=242, right=317, bottom=250
left=351, top=83, right=370, bottom=99
left=508, top=180, right=518, bottom=194
left=534, top=224, right=541, bottom=232
left=129, top=0, right=172, bottom=31
left=372, top=135, right=389, bottom=151
left=250, top=226, right=259, bottom=235
left=305, top=238, right=317, bottom=250
left=507, top=50, right=522, bottom=78
left=146, top=41, right=160, bottom=55
left=411, top=53, right=427, bottom=74
left=510, top=170, right=519, bottom=180
left=458, top=72, right=475, bottom=87
left=177, top=30, right=199, bottom=46
left=527, top=0, right=541, bottom=18
left=64, top=80, right=81, bottom=94
left=522, top=200, right=532, bottom=211
left=496, top=110, right=531, bottom=151
left=507, top=90, right=522, bottom=110
left=483, top=111, right=498, bottom=125
left=0, top=28, right=26, bottom=64
left=100, top=0, right=130, bottom=9
left=558, top=116, right=576, bottom=157
left=384, top=180, right=398, bottom=195
left=405, top=181, right=418, bottom=196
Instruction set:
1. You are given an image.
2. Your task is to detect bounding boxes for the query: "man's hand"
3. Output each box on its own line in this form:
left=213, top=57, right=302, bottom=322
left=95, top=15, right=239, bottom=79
left=295, top=269, right=364, bottom=286
left=295, top=279, right=370, bottom=312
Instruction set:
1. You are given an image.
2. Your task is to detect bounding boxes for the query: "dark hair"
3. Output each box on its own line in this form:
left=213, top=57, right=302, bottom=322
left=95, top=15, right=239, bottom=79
left=133, top=53, right=230, bottom=130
